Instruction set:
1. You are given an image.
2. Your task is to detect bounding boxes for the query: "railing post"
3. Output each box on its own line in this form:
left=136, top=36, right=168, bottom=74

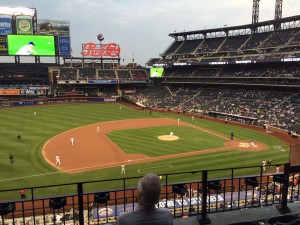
left=276, top=163, right=291, bottom=214
left=77, top=183, right=84, bottom=225
left=197, top=170, right=211, bottom=224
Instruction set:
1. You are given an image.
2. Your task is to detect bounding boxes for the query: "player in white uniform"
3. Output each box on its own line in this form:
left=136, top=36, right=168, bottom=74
left=70, top=137, right=75, bottom=146
left=16, top=42, right=37, bottom=55
left=121, top=163, right=126, bottom=174
left=55, top=154, right=61, bottom=165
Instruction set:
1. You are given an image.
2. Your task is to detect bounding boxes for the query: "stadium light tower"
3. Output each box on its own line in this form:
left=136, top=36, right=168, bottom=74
left=252, top=0, right=260, bottom=25
left=275, top=0, right=283, bottom=20
left=274, top=0, right=283, bottom=30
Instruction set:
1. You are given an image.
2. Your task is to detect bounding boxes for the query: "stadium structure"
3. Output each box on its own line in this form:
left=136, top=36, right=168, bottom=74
left=0, top=1, right=300, bottom=225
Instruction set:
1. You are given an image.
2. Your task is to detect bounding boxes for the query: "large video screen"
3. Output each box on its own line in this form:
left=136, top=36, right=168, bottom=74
left=150, top=67, right=164, bottom=78
left=7, top=35, right=55, bottom=56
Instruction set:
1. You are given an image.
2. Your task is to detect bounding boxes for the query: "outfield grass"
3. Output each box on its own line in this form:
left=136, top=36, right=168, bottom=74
left=0, top=103, right=290, bottom=199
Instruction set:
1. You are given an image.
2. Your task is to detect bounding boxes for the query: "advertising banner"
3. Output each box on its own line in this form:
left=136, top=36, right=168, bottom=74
left=91, top=98, right=117, bottom=102
left=0, top=89, right=19, bottom=95
left=0, top=89, right=47, bottom=96
left=12, top=101, right=37, bottom=106
left=38, top=19, right=70, bottom=36
left=16, top=17, right=33, bottom=35
left=88, top=80, right=117, bottom=84
left=58, top=36, right=71, bottom=56
left=19, top=89, right=47, bottom=95
left=93, top=191, right=258, bottom=219
left=0, top=17, right=12, bottom=34
left=82, top=43, right=120, bottom=57
left=0, top=35, right=8, bottom=55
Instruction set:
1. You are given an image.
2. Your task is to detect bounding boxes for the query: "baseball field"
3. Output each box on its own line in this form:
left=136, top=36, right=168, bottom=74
left=0, top=102, right=291, bottom=199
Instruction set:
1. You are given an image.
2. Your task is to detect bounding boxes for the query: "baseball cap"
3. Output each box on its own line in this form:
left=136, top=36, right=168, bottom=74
left=29, top=42, right=35, bottom=46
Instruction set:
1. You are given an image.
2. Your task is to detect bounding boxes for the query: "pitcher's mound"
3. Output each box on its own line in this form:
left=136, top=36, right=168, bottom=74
left=158, top=135, right=180, bottom=141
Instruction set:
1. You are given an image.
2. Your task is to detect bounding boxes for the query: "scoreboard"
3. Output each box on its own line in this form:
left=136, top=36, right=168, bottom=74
left=0, top=6, right=71, bottom=57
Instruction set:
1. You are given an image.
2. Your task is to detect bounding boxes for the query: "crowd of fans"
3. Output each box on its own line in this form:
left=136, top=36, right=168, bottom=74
left=125, top=85, right=300, bottom=134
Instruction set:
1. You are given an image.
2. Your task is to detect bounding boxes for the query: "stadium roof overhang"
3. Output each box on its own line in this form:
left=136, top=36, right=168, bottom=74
left=169, top=15, right=300, bottom=38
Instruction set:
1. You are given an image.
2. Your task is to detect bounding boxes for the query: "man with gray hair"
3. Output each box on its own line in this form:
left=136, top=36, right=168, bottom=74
left=115, top=173, right=173, bottom=225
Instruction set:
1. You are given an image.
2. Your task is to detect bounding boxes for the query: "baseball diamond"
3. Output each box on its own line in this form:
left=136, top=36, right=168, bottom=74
left=42, top=117, right=268, bottom=174
left=0, top=102, right=299, bottom=199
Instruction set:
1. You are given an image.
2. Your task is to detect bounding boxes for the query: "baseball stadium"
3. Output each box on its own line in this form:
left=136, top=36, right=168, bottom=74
left=0, top=2, right=300, bottom=225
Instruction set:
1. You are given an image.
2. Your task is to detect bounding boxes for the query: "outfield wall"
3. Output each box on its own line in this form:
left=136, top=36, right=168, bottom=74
left=0, top=96, right=121, bottom=108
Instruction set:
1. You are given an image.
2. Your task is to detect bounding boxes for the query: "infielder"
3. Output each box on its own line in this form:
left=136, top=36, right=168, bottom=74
left=55, top=154, right=61, bottom=165
left=177, top=118, right=180, bottom=125
left=70, top=137, right=75, bottom=146
left=97, top=125, right=100, bottom=133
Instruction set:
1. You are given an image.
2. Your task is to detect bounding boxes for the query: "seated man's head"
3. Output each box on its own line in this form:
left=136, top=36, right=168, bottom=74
left=137, top=173, right=161, bottom=207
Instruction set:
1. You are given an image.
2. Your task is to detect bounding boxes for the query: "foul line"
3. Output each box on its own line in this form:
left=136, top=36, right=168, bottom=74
left=137, top=164, right=173, bottom=173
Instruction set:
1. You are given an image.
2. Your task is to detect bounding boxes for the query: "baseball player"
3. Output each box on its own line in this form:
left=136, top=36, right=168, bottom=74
left=97, top=125, right=100, bottom=133
left=70, top=137, right=75, bottom=146
left=121, top=163, right=126, bottom=175
left=262, top=160, right=266, bottom=171
left=55, top=154, right=61, bottom=165
left=177, top=119, right=180, bottom=125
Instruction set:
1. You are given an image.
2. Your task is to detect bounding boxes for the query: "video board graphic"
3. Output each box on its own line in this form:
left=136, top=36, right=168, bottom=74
left=7, top=35, right=55, bottom=56
left=150, top=67, right=164, bottom=78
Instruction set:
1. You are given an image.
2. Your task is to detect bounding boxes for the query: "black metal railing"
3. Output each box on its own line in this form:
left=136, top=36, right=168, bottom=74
left=0, top=163, right=299, bottom=225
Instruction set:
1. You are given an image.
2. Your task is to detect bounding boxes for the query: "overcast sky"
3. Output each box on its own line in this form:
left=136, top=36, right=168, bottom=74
left=7, top=0, right=300, bottom=65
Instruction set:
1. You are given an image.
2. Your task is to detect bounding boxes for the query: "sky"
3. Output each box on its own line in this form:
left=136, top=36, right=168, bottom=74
left=6, top=0, right=300, bottom=65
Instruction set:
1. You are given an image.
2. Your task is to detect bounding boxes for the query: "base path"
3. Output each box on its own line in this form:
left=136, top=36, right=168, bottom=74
left=42, top=118, right=266, bottom=174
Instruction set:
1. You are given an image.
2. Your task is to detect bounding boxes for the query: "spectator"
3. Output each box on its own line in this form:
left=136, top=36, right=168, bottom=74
left=114, top=173, right=173, bottom=225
